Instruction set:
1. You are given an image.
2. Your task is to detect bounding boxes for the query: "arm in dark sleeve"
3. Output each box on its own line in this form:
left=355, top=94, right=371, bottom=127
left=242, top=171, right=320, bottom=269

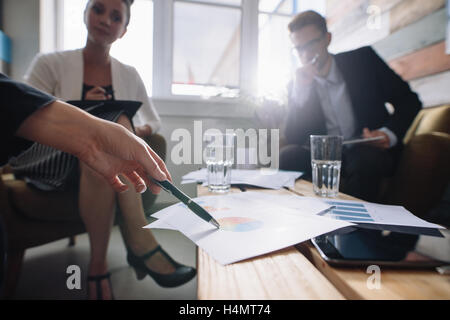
left=367, top=47, right=422, bottom=141
left=0, top=73, right=56, bottom=139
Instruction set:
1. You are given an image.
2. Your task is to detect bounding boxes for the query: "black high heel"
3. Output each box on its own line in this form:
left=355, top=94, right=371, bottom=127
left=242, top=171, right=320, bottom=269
left=87, top=272, right=115, bottom=300
left=127, top=245, right=196, bottom=288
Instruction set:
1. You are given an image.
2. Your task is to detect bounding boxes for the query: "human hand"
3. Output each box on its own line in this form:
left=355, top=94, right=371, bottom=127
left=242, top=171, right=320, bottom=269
left=295, top=64, right=315, bottom=86
left=78, top=119, right=172, bottom=194
left=362, top=127, right=390, bottom=149
left=17, top=100, right=171, bottom=194
left=85, top=86, right=112, bottom=100
left=135, top=124, right=152, bottom=138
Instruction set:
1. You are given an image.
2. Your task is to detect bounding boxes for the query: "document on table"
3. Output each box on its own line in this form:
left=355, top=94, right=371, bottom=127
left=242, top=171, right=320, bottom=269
left=303, top=197, right=444, bottom=230
left=149, top=192, right=333, bottom=231
left=145, top=192, right=353, bottom=265
left=181, top=168, right=303, bottom=189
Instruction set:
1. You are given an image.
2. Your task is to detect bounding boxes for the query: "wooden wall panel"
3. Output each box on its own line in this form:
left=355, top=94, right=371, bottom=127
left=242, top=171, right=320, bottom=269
left=328, top=1, right=446, bottom=58
left=410, top=71, right=450, bottom=107
left=389, top=0, right=445, bottom=33
left=326, top=0, right=450, bottom=107
left=373, top=8, right=447, bottom=60
left=389, top=41, right=450, bottom=81
left=326, top=0, right=365, bottom=28
left=328, top=0, right=369, bottom=36
left=329, top=11, right=390, bottom=54
left=369, top=0, right=403, bottom=12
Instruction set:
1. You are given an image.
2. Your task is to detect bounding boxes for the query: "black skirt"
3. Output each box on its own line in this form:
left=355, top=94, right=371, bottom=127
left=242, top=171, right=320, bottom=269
left=9, top=100, right=142, bottom=191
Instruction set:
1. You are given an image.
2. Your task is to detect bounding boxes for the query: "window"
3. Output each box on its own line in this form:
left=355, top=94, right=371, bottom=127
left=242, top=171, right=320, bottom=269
left=60, top=0, right=154, bottom=94
left=258, top=2, right=298, bottom=99
left=259, top=0, right=298, bottom=15
left=187, top=0, right=242, bottom=5
left=257, top=0, right=326, bottom=99
left=172, top=0, right=242, bottom=98
left=53, top=0, right=327, bottom=102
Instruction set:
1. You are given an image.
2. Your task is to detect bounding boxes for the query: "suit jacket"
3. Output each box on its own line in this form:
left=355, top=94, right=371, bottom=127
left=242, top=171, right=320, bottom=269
left=285, top=46, right=422, bottom=148
left=23, top=49, right=161, bottom=133
left=0, top=74, right=55, bottom=165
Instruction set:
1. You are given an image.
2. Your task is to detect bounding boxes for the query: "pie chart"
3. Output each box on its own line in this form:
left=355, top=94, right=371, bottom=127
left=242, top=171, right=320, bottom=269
left=217, top=217, right=263, bottom=232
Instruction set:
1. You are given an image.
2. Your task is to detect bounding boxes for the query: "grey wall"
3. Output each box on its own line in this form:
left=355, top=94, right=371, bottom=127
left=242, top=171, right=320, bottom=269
left=1, top=0, right=39, bottom=80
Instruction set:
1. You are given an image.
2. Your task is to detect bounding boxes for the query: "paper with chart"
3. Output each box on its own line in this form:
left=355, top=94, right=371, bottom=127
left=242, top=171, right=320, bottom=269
left=181, top=168, right=303, bottom=189
left=145, top=192, right=353, bottom=265
left=305, top=197, right=444, bottom=229
left=149, top=192, right=333, bottom=231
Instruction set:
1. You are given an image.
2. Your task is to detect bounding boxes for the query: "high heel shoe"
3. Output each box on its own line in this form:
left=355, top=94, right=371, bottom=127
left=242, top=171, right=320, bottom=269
left=87, top=272, right=115, bottom=300
left=127, top=245, right=196, bottom=288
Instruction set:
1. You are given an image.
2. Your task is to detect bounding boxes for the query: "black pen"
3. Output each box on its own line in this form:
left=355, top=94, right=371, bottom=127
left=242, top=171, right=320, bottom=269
left=151, top=178, right=220, bottom=229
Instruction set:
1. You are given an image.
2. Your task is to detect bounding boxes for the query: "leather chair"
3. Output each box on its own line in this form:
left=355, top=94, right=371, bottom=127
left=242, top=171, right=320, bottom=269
left=380, top=105, right=450, bottom=223
left=0, top=133, right=166, bottom=298
left=271, top=104, right=450, bottom=224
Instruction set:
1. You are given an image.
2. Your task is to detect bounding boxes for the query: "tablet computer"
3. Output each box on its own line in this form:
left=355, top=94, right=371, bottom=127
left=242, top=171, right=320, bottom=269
left=66, top=100, right=142, bottom=120
left=311, top=228, right=450, bottom=268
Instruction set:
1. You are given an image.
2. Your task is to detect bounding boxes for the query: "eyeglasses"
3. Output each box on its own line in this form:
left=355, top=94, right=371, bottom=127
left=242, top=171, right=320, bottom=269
left=292, top=33, right=326, bottom=55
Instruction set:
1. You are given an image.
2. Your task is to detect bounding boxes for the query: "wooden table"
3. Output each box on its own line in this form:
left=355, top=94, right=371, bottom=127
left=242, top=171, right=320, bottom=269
left=196, top=180, right=450, bottom=300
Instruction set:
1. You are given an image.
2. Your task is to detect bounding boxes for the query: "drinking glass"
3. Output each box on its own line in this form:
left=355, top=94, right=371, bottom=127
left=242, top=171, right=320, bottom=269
left=310, top=135, right=343, bottom=197
left=204, top=132, right=235, bottom=193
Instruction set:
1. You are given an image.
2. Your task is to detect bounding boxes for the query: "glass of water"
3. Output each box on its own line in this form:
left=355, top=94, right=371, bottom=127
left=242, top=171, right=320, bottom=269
left=204, top=132, right=235, bottom=193
left=310, top=135, right=343, bottom=197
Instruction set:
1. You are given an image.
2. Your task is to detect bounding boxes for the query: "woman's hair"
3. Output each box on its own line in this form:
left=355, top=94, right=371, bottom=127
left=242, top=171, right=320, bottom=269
left=122, top=0, right=134, bottom=27
left=86, top=0, right=134, bottom=27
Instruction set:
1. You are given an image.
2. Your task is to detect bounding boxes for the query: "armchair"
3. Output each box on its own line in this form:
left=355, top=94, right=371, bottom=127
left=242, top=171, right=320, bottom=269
left=380, top=105, right=450, bottom=224
left=0, top=133, right=166, bottom=298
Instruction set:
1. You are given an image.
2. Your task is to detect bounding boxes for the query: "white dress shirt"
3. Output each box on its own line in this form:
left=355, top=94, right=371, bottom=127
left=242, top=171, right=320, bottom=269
left=314, top=57, right=357, bottom=140
left=291, top=55, right=397, bottom=147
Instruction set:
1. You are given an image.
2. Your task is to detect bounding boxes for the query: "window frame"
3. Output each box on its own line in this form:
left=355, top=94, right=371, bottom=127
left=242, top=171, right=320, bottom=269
left=154, top=0, right=259, bottom=101
left=43, top=0, right=303, bottom=103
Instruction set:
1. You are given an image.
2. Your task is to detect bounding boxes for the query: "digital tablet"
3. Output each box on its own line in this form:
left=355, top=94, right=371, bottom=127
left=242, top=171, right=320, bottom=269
left=342, top=136, right=385, bottom=145
left=312, top=228, right=450, bottom=268
left=67, top=100, right=142, bottom=120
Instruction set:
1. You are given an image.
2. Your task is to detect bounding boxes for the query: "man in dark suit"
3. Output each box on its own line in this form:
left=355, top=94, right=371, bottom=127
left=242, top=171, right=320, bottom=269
left=280, top=11, right=422, bottom=201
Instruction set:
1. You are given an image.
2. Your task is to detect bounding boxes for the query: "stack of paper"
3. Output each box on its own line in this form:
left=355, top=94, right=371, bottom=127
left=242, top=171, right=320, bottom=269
left=181, top=168, right=303, bottom=189
left=300, top=197, right=445, bottom=236
left=145, top=192, right=353, bottom=265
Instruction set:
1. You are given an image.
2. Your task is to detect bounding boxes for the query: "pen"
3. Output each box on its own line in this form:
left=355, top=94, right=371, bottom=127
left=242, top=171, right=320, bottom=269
left=343, top=136, right=385, bottom=145
left=317, top=205, right=336, bottom=216
left=151, top=178, right=220, bottom=229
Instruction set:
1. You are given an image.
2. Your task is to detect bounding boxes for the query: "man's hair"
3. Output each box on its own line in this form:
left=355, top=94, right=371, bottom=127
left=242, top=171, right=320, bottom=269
left=288, top=10, right=327, bottom=34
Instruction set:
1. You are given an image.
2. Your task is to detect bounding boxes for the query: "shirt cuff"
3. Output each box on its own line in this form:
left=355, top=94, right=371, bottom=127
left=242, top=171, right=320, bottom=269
left=378, top=127, right=397, bottom=148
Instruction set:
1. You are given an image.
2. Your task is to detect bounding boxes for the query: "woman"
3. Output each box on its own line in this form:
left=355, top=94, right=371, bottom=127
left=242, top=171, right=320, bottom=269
left=12, top=0, right=195, bottom=299
left=1, top=74, right=169, bottom=195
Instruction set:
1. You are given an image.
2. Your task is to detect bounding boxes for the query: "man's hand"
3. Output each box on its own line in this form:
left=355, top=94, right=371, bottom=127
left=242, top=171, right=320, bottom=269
left=362, top=127, right=390, bottom=149
left=295, top=64, right=315, bottom=87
